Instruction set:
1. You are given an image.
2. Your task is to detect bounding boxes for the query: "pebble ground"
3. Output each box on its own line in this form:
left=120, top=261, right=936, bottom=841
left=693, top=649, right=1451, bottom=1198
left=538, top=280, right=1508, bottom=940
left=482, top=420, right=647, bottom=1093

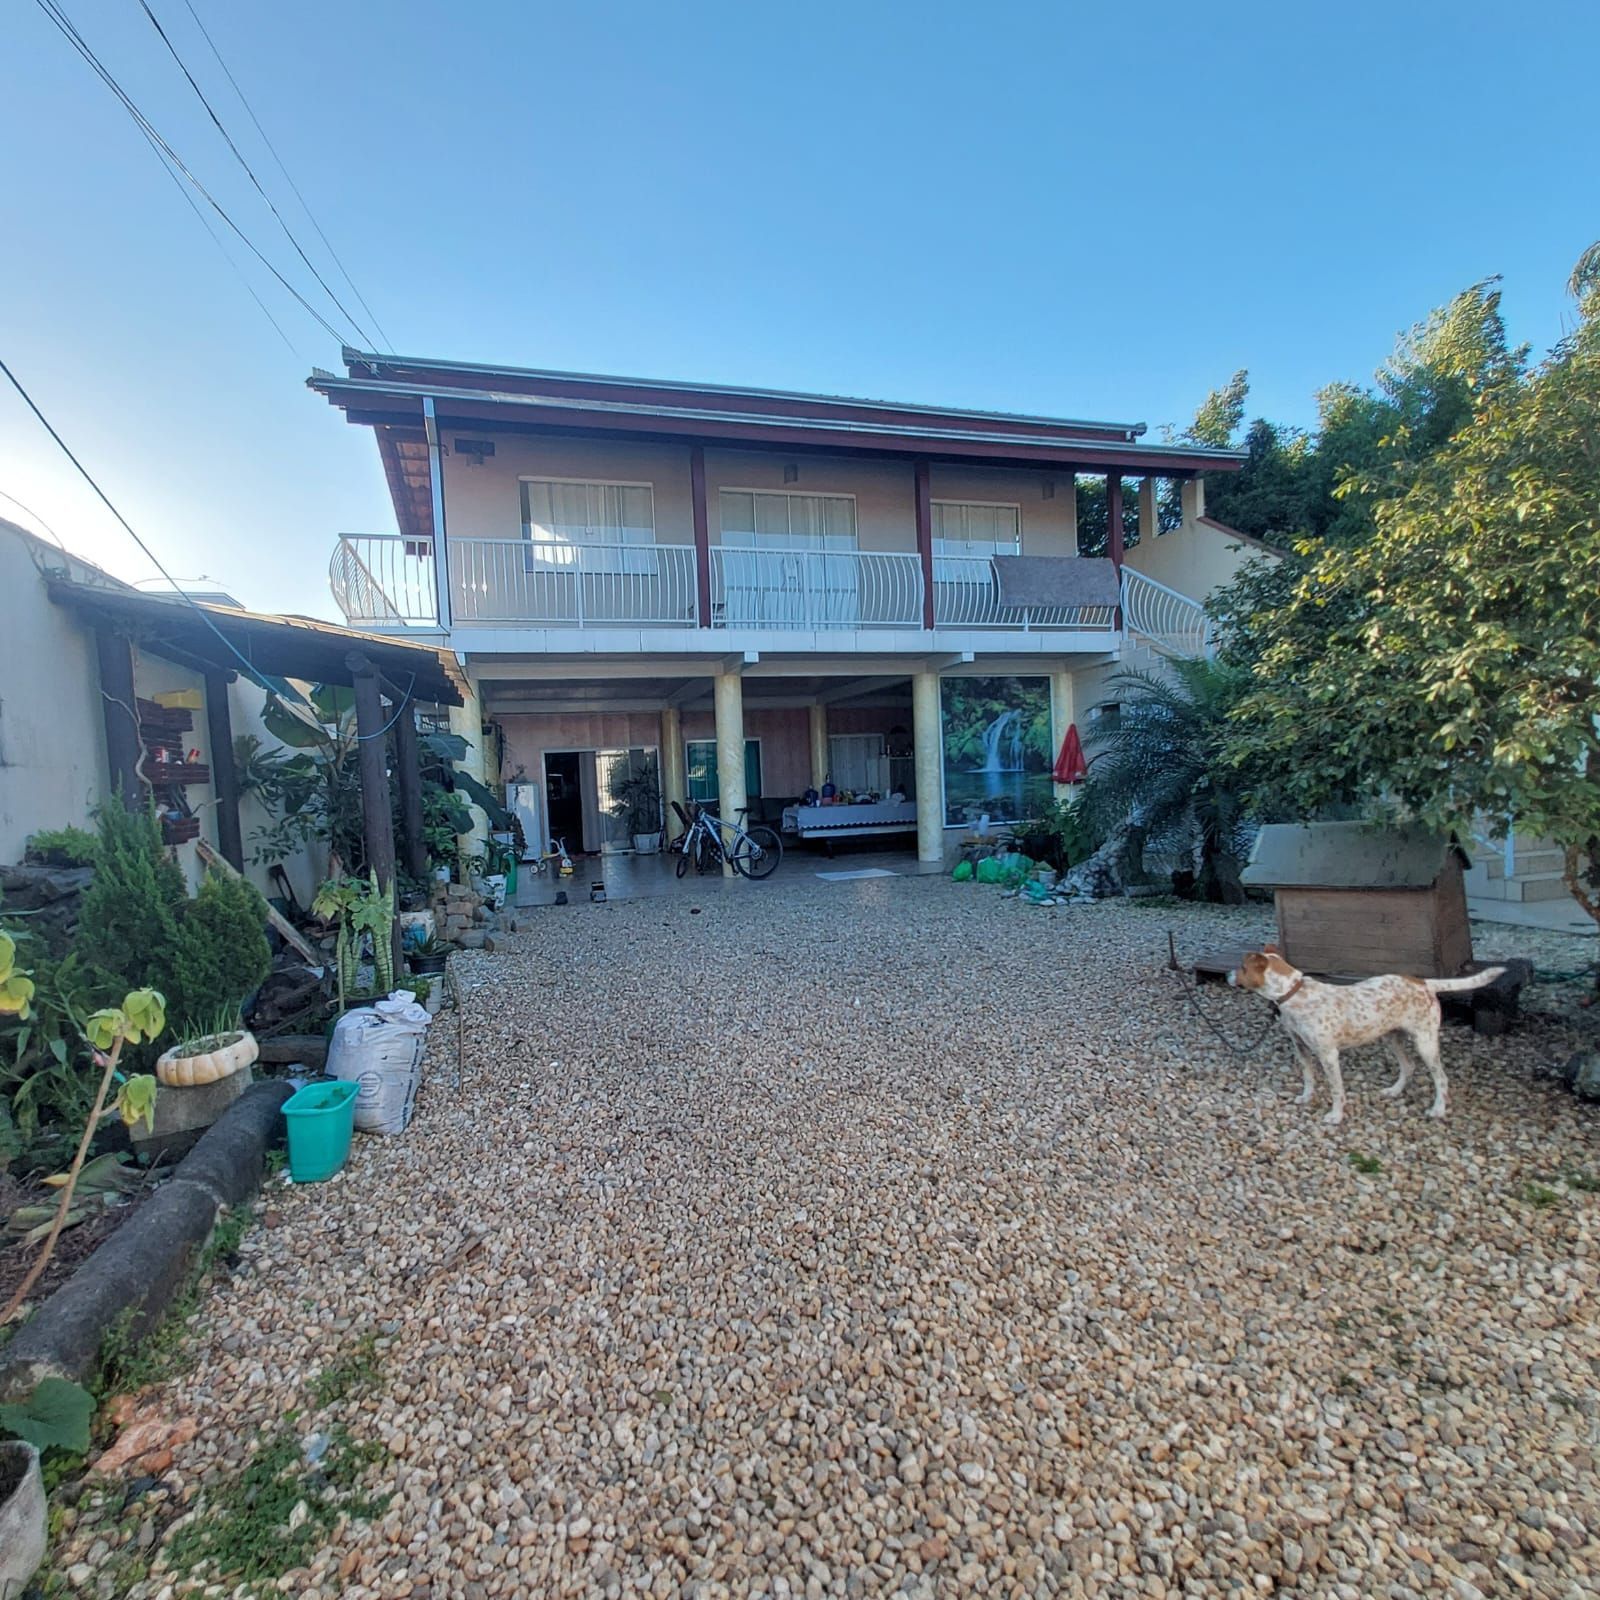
left=50, top=881, right=1600, bottom=1599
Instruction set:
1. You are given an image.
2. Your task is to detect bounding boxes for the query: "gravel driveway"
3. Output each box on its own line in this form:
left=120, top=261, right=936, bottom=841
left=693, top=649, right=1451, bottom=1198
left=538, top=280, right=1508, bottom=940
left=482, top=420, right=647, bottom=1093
left=61, top=881, right=1600, bottom=1599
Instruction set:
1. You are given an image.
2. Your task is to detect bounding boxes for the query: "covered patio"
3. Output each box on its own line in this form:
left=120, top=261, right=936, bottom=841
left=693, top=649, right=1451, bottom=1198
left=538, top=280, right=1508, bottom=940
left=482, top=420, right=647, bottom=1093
left=478, top=647, right=1112, bottom=873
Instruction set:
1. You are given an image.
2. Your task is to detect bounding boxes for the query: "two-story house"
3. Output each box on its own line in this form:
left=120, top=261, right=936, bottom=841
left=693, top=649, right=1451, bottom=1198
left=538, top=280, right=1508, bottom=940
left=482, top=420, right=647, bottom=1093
left=312, top=350, right=1260, bottom=865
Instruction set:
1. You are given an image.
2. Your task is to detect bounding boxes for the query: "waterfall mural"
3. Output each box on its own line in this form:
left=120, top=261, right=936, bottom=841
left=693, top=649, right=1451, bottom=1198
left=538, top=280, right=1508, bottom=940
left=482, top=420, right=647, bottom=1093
left=940, top=676, right=1053, bottom=825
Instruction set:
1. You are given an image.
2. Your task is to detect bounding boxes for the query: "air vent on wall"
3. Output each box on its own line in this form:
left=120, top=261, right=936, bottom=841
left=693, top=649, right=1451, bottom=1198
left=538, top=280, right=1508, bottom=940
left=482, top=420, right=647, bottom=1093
left=453, top=438, right=496, bottom=464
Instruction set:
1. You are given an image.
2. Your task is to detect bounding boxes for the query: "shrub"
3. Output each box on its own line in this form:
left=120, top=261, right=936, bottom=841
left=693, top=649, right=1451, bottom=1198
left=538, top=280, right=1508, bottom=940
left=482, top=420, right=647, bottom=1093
left=170, top=871, right=272, bottom=1033
left=24, top=826, right=98, bottom=867
left=74, top=803, right=184, bottom=1002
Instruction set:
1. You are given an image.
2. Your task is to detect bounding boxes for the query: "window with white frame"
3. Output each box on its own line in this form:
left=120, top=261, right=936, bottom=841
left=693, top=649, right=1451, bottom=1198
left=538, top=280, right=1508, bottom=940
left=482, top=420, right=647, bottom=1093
left=717, top=489, right=859, bottom=626
left=932, top=501, right=1021, bottom=579
left=520, top=478, right=655, bottom=571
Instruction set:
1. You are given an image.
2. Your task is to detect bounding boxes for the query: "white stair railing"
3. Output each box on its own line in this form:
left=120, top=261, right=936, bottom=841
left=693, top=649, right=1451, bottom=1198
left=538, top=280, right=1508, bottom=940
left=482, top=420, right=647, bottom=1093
left=1120, top=566, right=1211, bottom=658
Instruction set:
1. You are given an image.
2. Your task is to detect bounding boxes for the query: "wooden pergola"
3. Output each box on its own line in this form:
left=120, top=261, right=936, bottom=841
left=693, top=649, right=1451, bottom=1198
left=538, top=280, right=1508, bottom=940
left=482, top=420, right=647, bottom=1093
left=48, top=579, right=466, bottom=965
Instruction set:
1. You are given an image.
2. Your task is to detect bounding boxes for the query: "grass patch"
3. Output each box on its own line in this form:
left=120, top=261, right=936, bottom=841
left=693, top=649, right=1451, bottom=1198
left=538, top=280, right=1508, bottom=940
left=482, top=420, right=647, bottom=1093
left=307, top=1333, right=384, bottom=1408
left=1347, top=1151, right=1384, bottom=1175
left=95, top=1206, right=253, bottom=1399
left=163, top=1425, right=386, bottom=1585
left=1563, top=1169, right=1600, bottom=1193
left=1523, top=1182, right=1562, bottom=1209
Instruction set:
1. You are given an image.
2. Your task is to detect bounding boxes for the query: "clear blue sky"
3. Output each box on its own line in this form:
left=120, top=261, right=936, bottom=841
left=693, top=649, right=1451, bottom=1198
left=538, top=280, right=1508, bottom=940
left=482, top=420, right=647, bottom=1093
left=3, top=0, right=1595, bottom=616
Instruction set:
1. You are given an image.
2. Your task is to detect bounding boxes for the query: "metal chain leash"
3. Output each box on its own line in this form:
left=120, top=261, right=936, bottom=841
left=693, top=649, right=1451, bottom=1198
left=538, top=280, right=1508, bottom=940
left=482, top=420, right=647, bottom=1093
left=1163, top=931, right=1283, bottom=1058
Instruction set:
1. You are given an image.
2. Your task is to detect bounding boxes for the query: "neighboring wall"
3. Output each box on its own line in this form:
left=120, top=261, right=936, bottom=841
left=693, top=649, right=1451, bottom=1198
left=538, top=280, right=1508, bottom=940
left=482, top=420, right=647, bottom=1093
left=0, top=523, right=110, bottom=861
left=0, top=520, right=323, bottom=901
left=440, top=436, right=1081, bottom=557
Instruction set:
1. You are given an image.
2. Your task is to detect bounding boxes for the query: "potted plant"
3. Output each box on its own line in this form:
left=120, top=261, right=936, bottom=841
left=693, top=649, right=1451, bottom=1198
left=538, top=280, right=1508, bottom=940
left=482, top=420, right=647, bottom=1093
left=154, top=1003, right=259, bottom=1088
left=408, top=934, right=450, bottom=978
left=610, top=767, right=662, bottom=854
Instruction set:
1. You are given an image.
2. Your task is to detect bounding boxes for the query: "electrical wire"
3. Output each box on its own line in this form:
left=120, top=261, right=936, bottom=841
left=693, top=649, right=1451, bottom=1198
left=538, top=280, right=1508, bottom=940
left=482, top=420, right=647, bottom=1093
left=134, top=110, right=304, bottom=359
left=0, top=489, right=69, bottom=553
left=0, top=351, right=281, bottom=696
left=175, top=0, right=393, bottom=350
left=135, top=0, right=377, bottom=349
left=31, top=0, right=351, bottom=346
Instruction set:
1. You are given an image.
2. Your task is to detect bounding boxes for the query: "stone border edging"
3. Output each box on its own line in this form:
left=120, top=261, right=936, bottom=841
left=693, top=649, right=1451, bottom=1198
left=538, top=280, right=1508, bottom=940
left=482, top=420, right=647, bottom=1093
left=0, top=1080, right=293, bottom=1402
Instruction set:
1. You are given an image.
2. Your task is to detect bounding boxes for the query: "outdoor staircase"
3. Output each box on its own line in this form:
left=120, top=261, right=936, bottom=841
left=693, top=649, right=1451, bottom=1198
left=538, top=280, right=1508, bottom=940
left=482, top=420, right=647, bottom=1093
left=1119, top=567, right=1211, bottom=660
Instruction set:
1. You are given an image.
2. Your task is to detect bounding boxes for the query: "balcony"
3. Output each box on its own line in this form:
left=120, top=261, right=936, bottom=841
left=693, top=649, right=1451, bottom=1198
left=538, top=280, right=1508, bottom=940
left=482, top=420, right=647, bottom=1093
left=328, top=535, right=1148, bottom=640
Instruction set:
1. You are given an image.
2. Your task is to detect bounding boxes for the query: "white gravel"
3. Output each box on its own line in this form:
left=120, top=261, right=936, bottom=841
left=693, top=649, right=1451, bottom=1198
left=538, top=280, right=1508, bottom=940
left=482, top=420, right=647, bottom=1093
left=54, top=882, right=1600, bottom=1598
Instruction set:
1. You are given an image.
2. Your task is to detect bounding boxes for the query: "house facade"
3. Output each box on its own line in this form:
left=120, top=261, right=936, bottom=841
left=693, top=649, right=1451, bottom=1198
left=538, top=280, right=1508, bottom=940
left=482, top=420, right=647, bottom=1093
left=311, top=351, right=1257, bottom=864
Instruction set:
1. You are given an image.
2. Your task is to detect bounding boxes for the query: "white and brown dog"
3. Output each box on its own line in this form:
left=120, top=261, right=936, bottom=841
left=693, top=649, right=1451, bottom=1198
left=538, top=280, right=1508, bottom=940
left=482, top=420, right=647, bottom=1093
left=1228, top=947, right=1504, bottom=1124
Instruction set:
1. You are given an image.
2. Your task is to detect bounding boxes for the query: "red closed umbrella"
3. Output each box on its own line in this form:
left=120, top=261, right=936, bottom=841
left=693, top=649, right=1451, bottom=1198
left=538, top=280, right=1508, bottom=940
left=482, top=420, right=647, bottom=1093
left=1052, top=724, right=1087, bottom=785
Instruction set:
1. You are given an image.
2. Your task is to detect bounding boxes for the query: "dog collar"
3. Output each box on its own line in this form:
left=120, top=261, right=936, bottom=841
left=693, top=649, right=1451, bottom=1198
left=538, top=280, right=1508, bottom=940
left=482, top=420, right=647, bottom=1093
left=1273, top=976, right=1306, bottom=1007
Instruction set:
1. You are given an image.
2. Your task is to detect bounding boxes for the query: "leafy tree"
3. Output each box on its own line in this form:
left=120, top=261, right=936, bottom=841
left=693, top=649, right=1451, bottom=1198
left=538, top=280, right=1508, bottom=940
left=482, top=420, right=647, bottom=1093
left=1075, top=475, right=1145, bottom=556
left=1221, top=244, right=1600, bottom=935
left=1187, top=369, right=1249, bottom=449
left=169, top=870, right=272, bottom=1033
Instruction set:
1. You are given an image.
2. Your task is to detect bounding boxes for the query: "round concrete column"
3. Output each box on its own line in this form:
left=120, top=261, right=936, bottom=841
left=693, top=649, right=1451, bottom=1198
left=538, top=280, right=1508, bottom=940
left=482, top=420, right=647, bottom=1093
left=1050, top=669, right=1076, bottom=803
left=808, top=703, right=829, bottom=790
left=660, top=705, right=686, bottom=830
left=911, top=670, right=944, bottom=865
left=713, top=672, right=747, bottom=877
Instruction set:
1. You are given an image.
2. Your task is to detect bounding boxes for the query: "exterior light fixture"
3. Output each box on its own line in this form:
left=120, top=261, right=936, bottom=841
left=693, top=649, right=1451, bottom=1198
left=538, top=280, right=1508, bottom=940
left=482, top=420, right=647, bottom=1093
left=783, top=463, right=799, bottom=484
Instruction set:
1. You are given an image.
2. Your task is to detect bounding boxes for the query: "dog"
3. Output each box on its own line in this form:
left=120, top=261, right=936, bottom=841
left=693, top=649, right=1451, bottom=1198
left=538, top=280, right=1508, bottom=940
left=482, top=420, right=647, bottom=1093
left=1228, top=946, right=1504, bottom=1124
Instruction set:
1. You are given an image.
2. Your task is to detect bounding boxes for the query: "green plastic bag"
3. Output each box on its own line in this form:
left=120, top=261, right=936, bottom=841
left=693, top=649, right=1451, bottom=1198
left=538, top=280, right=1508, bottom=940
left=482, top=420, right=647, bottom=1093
left=951, top=860, right=974, bottom=882
left=975, top=857, right=1004, bottom=884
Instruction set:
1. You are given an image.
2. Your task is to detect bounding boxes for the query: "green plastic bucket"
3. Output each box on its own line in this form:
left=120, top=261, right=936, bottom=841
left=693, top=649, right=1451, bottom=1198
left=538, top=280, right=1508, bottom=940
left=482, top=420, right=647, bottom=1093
left=282, top=1080, right=359, bottom=1183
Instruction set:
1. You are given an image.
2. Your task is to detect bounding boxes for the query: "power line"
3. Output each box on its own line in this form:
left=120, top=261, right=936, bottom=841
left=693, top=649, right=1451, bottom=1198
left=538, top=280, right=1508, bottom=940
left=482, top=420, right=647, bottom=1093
left=136, top=0, right=377, bottom=349
left=32, top=0, right=351, bottom=346
left=176, top=0, right=393, bottom=351
left=136, top=113, right=305, bottom=359
left=0, top=352, right=281, bottom=697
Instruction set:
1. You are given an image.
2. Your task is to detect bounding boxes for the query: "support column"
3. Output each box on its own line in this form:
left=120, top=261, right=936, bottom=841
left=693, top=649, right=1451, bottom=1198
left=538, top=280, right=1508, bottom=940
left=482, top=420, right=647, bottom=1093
left=349, top=654, right=402, bottom=976
left=1106, top=474, right=1125, bottom=567
left=391, top=687, right=428, bottom=881
left=912, top=670, right=943, bottom=865
left=1180, top=476, right=1206, bottom=524
left=691, top=446, right=712, bottom=627
left=713, top=671, right=746, bottom=877
left=914, top=460, right=935, bottom=629
left=204, top=669, right=243, bottom=869
left=660, top=705, right=686, bottom=828
left=1063, top=472, right=1079, bottom=551
left=1050, top=669, right=1077, bottom=804
left=422, top=396, right=453, bottom=631
left=94, top=627, right=144, bottom=809
left=808, top=702, right=829, bottom=790
left=1138, top=478, right=1158, bottom=544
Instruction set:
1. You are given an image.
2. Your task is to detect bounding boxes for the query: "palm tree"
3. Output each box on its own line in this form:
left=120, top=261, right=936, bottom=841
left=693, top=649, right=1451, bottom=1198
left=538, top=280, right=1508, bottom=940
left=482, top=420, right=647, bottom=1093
left=1084, top=658, right=1257, bottom=902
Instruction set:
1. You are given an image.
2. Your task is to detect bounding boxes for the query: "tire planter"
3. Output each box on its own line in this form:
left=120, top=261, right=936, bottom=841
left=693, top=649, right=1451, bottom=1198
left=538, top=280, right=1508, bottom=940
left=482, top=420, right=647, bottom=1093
left=0, top=1442, right=46, bottom=1596
left=409, top=952, right=449, bottom=978
left=155, top=1029, right=259, bottom=1088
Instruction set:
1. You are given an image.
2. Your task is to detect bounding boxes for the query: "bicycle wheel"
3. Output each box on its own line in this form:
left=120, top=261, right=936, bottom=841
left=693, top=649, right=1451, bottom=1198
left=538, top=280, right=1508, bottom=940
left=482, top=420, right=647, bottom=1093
left=675, top=835, right=692, bottom=878
left=731, top=824, right=783, bottom=879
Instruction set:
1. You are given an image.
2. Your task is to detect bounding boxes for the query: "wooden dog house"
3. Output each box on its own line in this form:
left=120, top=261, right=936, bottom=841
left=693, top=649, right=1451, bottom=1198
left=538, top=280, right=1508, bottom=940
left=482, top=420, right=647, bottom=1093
left=1241, top=822, right=1474, bottom=978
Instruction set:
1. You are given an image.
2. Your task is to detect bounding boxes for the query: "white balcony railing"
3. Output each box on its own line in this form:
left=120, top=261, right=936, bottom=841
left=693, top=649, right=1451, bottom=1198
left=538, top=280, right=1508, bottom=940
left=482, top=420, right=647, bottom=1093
left=931, top=555, right=1117, bottom=630
left=329, top=536, right=1195, bottom=649
left=708, top=546, right=923, bottom=629
left=451, top=539, right=699, bottom=627
left=330, top=534, right=438, bottom=627
left=1120, top=565, right=1211, bottom=658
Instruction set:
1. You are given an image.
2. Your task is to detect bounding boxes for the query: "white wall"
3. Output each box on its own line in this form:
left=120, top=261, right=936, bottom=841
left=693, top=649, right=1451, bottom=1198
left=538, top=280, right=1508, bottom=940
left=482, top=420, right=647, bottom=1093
left=1124, top=516, right=1277, bottom=600
left=0, top=520, right=326, bottom=903
left=0, top=522, right=111, bottom=862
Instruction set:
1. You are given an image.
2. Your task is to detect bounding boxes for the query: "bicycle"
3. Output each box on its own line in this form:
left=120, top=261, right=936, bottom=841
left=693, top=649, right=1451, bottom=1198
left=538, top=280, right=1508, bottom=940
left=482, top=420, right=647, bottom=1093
left=672, top=801, right=783, bottom=880
left=526, top=836, right=574, bottom=878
